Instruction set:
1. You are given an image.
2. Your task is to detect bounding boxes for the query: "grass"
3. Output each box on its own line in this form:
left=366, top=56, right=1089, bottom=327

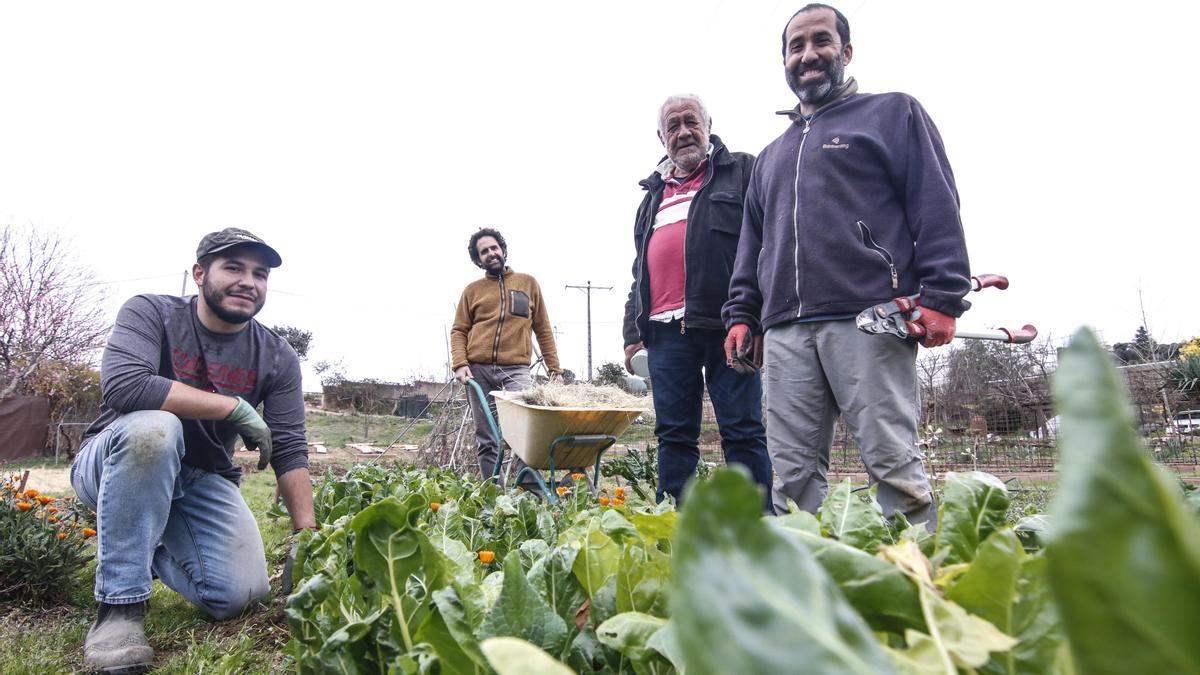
left=0, top=467, right=292, bottom=674
left=304, top=410, right=432, bottom=448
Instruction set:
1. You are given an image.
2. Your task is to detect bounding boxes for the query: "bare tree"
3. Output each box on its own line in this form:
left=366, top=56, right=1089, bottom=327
left=0, top=225, right=108, bottom=399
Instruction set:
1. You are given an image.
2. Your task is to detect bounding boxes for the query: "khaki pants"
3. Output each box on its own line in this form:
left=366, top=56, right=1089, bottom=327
left=763, top=320, right=936, bottom=528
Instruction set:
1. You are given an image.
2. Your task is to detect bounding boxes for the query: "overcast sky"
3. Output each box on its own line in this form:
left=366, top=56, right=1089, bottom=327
left=3, top=1, right=1198, bottom=391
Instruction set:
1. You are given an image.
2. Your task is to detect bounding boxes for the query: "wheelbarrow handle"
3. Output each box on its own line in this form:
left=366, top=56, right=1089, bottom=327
left=465, top=378, right=505, bottom=479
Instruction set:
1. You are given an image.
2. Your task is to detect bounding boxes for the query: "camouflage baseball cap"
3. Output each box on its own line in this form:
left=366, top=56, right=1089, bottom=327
left=196, top=227, right=282, bottom=268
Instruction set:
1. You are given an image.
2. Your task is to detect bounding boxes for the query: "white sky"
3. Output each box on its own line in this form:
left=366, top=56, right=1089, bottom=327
left=3, top=1, right=1198, bottom=391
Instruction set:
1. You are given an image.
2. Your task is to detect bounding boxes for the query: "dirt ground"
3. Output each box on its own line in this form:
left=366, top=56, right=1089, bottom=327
left=14, top=466, right=74, bottom=495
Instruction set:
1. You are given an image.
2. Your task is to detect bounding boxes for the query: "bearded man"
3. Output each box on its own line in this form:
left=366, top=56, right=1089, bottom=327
left=723, top=4, right=972, bottom=527
left=451, top=227, right=562, bottom=484
left=72, top=228, right=315, bottom=672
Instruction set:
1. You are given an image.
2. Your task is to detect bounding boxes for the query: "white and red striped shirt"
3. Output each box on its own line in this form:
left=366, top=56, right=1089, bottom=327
left=647, top=160, right=708, bottom=320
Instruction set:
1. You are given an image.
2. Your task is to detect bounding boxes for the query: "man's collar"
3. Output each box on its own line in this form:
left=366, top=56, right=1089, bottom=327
left=776, top=77, right=859, bottom=121
left=485, top=266, right=513, bottom=279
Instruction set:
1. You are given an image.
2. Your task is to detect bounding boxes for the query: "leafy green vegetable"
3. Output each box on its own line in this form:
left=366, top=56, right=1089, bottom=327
left=671, top=469, right=895, bottom=675
left=933, top=472, right=1010, bottom=565
left=481, top=637, right=576, bottom=675
left=1047, top=329, right=1200, bottom=674
left=480, top=555, right=570, bottom=658
left=820, top=479, right=888, bottom=552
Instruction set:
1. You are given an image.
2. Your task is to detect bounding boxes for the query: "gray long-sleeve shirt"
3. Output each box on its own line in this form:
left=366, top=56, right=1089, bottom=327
left=85, top=294, right=308, bottom=483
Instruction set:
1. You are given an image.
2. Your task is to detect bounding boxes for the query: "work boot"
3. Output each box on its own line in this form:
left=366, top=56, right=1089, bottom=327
left=83, top=601, right=154, bottom=674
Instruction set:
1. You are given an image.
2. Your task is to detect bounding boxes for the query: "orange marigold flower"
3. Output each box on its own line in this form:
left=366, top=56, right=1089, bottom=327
left=430, top=502, right=441, bottom=511
left=90, top=510, right=97, bottom=517
left=571, top=472, right=586, bottom=481
left=48, top=516, right=58, bottom=523
left=37, top=495, right=55, bottom=504
left=82, top=528, right=97, bottom=538
left=478, top=550, right=496, bottom=564
left=47, top=506, right=58, bottom=514
left=599, top=497, right=611, bottom=506
left=555, top=486, right=570, bottom=496
left=57, top=532, right=67, bottom=539
left=614, top=498, right=625, bottom=506
left=24, top=489, right=38, bottom=498
left=614, top=486, right=626, bottom=498
left=16, top=501, right=33, bottom=511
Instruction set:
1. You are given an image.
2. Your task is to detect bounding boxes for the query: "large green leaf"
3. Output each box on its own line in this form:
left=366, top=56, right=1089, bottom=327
left=615, top=544, right=670, bottom=616
left=430, top=586, right=489, bottom=672
left=932, top=472, right=1010, bottom=565
left=571, top=523, right=620, bottom=598
left=348, top=494, right=429, bottom=653
left=1046, top=329, right=1200, bottom=674
left=480, top=637, right=576, bottom=675
left=629, top=510, right=678, bottom=542
left=480, top=554, right=569, bottom=658
left=527, top=545, right=588, bottom=629
left=773, top=523, right=925, bottom=634
left=595, top=612, right=668, bottom=665
left=820, top=479, right=888, bottom=552
left=415, top=606, right=485, bottom=675
left=883, top=541, right=1017, bottom=671
left=671, top=469, right=895, bottom=675
left=645, top=620, right=685, bottom=674
left=945, top=529, right=1067, bottom=675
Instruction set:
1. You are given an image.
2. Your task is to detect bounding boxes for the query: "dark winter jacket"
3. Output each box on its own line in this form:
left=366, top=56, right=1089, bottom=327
left=623, top=134, right=756, bottom=345
left=723, top=89, right=972, bottom=334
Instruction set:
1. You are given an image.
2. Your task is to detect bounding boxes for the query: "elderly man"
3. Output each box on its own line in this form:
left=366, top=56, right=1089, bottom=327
left=622, top=95, right=773, bottom=509
left=723, top=4, right=972, bottom=526
left=452, top=227, right=562, bottom=485
left=72, top=228, right=315, bottom=672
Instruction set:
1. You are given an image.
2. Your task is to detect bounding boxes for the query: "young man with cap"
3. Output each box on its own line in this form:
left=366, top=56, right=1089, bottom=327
left=71, top=228, right=315, bottom=673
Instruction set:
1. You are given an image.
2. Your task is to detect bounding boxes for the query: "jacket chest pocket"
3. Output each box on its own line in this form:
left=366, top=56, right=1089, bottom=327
left=509, top=290, right=530, bottom=318
left=707, top=191, right=744, bottom=236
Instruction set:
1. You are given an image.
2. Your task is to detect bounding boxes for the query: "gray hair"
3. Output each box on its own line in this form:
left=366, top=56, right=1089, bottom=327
left=657, top=94, right=712, bottom=136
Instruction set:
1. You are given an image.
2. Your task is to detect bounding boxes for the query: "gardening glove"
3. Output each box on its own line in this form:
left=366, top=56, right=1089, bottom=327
left=225, top=397, right=272, bottom=470
left=907, top=305, right=957, bottom=348
left=281, top=542, right=297, bottom=596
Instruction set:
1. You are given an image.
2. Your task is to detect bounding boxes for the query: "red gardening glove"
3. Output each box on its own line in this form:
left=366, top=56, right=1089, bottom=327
left=724, top=324, right=751, bottom=367
left=907, top=305, right=957, bottom=348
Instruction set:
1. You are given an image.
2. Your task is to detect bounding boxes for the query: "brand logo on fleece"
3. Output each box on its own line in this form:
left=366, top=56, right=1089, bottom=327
left=822, top=136, right=850, bottom=150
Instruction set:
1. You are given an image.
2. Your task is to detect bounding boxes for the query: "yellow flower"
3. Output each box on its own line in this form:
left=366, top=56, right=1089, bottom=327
left=478, top=550, right=496, bottom=564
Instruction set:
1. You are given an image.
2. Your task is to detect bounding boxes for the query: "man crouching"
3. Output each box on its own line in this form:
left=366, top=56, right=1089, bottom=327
left=71, top=228, right=316, bottom=673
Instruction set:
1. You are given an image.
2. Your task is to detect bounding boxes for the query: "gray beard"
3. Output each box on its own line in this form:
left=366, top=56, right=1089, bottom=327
left=789, top=55, right=845, bottom=106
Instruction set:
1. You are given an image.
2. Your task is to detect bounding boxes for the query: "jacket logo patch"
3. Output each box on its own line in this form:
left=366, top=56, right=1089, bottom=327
left=822, top=136, right=850, bottom=150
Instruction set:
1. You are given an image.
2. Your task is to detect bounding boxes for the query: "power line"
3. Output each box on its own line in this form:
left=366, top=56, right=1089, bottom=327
left=565, top=281, right=612, bottom=381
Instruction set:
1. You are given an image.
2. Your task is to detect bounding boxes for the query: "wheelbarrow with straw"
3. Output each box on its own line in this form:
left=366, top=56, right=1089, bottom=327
left=464, top=379, right=646, bottom=505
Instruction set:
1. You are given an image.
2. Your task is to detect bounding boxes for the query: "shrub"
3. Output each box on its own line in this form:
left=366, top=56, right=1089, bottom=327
left=0, top=474, right=94, bottom=606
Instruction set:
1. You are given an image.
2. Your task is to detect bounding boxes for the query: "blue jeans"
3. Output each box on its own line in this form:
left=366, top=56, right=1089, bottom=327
left=646, top=322, right=772, bottom=510
left=70, top=410, right=269, bottom=619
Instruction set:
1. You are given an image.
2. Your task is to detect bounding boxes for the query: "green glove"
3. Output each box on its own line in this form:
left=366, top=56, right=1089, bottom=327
left=225, top=397, right=272, bottom=470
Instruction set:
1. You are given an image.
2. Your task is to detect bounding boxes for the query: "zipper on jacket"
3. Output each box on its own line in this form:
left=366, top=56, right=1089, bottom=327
left=680, top=318, right=686, bottom=334
left=492, top=274, right=506, bottom=363
left=680, top=156, right=716, bottom=330
left=793, top=118, right=812, bottom=317
left=856, top=220, right=899, bottom=289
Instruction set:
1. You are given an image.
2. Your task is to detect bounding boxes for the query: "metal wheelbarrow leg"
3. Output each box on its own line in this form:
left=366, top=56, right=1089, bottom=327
left=514, top=434, right=616, bottom=506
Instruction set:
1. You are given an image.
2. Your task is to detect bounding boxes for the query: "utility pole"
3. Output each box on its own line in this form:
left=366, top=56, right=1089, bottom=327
left=181, top=270, right=189, bottom=297
left=566, top=281, right=611, bottom=381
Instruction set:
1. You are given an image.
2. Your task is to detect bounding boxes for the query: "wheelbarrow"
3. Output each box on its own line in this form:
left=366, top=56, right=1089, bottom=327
left=464, top=379, right=645, bottom=505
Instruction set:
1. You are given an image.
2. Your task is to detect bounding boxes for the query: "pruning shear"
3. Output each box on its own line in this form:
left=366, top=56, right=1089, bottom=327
left=856, top=274, right=1038, bottom=344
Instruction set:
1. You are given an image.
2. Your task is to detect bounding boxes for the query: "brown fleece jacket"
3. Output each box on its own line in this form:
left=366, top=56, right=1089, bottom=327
left=451, top=268, right=561, bottom=374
